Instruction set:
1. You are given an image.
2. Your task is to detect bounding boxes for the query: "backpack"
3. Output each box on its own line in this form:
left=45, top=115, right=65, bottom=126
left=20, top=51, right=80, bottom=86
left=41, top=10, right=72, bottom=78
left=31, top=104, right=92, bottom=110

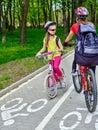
left=56, top=36, right=60, bottom=48
left=76, top=23, right=98, bottom=57
left=56, top=36, right=63, bottom=55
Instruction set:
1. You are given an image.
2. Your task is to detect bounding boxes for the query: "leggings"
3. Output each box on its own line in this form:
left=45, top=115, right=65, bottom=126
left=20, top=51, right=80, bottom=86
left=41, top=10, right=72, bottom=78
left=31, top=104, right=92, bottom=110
left=50, top=56, right=62, bottom=77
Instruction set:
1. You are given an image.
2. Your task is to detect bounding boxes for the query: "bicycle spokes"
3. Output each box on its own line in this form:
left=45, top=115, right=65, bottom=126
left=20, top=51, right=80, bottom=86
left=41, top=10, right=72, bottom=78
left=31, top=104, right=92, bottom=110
left=84, top=69, right=97, bottom=113
left=45, top=75, right=57, bottom=99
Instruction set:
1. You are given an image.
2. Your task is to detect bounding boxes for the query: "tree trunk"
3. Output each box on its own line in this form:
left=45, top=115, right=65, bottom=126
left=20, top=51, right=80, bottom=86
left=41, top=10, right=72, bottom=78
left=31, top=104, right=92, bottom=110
left=91, top=3, right=96, bottom=23
left=41, top=0, right=47, bottom=23
left=8, top=0, right=13, bottom=32
left=37, top=0, right=40, bottom=28
left=2, top=15, right=6, bottom=43
left=20, top=0, right=29, bottom=46
left=62, top=0, right=66, bottom=38
left=67, top=1, right=70, bottom=32
left=71, top=0, right=76, bottom=25
left=49, top=0, right=52, bottom=21
left=0, top=0, right=3, bottom=31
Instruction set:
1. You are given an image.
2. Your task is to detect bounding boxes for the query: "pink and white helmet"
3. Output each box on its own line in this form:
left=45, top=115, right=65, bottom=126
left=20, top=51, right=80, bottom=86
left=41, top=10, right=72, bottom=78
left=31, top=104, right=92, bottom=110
left=75, top=7, right=89, bottom=18
left=44, top=21, right=56, bottom=31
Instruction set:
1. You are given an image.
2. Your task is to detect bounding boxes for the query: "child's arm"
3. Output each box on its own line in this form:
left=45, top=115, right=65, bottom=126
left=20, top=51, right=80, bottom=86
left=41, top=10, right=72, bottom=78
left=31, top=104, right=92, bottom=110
left=65, top=30, right=74, bottom=42
left=57, top=39, right=63, bottom=52
left=36, top=42, right=47, bottom=56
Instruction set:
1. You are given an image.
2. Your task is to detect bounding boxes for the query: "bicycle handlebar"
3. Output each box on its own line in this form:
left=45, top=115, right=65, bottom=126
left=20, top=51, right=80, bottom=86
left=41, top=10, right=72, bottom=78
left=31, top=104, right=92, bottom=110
left=37, top=50, right=60, bottom=60
left=63, top=42, right=75, bottom=47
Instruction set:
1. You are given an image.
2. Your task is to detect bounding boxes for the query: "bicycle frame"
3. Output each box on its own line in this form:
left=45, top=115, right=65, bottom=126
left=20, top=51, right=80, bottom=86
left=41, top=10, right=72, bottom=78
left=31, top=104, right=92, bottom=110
left=79, top=65, right=95, bottom=91
left=38, top=51, right=61, bottom=82
left=47, top=60, right=56, bottom=86
left=79, top=65, right=88, bottom=91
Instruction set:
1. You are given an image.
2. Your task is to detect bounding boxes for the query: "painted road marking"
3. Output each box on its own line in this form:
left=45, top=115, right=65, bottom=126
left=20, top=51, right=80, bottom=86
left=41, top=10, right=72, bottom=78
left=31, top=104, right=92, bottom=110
left=35, top=85, right=74, bottom=130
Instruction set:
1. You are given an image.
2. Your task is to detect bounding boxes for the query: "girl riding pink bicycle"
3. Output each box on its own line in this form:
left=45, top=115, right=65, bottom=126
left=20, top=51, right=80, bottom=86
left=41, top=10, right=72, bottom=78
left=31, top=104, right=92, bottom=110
left=36, top=21, right=66, bottom=88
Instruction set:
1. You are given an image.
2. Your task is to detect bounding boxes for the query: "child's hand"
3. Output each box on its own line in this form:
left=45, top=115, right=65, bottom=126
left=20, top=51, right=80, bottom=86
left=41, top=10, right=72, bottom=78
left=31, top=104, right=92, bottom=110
left=63, top=42, right=69, bottom=46
left=58, top=49, right=63, bottom=52
left=36, top=52, right=41, bottom=57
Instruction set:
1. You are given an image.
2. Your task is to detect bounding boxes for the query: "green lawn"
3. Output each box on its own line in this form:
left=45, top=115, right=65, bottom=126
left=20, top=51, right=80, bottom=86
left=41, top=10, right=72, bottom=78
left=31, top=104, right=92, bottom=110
left=0, top=27, right=65, bottom=64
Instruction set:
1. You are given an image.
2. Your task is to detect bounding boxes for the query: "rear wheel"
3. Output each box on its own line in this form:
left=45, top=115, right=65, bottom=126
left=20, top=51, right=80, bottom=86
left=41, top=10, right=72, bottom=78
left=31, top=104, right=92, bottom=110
left=84, top=68, right=97, bottom=113
left=44, top=75, right=57, bottom=99
left=72, top=64, right=82, bottom=93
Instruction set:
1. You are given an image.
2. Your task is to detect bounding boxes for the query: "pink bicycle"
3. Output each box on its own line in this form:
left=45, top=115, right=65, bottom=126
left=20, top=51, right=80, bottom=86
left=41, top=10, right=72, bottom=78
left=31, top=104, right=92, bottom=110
left=37, top=51, right=66, bottom=99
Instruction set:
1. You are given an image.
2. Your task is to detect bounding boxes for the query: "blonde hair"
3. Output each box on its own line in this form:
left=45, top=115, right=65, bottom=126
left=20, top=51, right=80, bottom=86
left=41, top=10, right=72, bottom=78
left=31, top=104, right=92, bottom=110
left=44, top=32, right=50, bottom=47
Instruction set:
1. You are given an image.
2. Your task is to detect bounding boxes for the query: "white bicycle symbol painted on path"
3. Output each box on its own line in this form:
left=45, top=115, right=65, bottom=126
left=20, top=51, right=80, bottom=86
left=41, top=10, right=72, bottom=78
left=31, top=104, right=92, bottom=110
left=1, top=97, right=98, bottom=130
left=59, top=106, right=98, bottom=130
left=0, top=98, right=48, bottom=126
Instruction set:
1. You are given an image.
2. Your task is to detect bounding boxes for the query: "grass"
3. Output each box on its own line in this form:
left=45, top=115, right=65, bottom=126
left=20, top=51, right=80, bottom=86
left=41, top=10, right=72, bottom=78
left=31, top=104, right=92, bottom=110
left=0, top=27, right=74, bottom=89
left=0, top=29, right=44, bottom=64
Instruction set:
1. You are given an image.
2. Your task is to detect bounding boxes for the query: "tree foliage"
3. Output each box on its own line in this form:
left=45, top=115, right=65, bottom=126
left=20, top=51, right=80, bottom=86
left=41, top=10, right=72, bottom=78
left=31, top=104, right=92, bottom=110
left=0, top=0, right=98, bottom=44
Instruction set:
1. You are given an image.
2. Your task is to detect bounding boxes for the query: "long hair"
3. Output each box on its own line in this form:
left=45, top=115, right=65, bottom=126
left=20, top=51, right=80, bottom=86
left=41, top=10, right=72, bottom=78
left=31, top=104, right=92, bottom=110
left=44, top=32, right=50, bottom=47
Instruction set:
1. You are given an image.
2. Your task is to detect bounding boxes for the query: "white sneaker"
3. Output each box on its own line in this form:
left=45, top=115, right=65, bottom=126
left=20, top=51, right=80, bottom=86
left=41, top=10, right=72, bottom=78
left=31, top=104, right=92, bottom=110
left=71, top=70, right=77, bottom=76
left=61, top=81, right=66, bottom=88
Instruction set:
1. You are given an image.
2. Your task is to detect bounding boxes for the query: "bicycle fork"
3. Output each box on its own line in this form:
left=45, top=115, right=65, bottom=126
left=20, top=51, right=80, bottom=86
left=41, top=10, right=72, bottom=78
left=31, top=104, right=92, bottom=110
left=48, top=62, right=56, bottom=86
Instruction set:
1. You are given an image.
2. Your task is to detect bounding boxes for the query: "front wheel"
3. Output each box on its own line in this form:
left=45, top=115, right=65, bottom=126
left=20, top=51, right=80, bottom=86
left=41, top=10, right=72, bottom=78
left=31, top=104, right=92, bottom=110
left=72, top=64, right=82, bottom=93
left=44, top=75, right=57, bottom=99
left=84, top=68, right=97, bottom=113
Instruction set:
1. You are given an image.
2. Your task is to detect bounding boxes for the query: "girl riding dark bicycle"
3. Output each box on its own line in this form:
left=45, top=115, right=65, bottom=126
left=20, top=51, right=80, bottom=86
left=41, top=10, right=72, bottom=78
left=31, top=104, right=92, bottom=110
left=63, top=7, right=98, bottom=75
left=63, top=7, right=98, bottom=112
left=36, top=21, right=66, bottom=88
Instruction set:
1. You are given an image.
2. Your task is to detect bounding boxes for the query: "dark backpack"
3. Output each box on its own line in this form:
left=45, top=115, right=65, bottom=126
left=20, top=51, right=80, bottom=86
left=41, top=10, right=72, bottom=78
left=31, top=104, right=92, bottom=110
left=76, top=23, right=98, bottom=57
left=56, top=36, right=63, bottom=55
left=56, top=36, right=60, bottom=48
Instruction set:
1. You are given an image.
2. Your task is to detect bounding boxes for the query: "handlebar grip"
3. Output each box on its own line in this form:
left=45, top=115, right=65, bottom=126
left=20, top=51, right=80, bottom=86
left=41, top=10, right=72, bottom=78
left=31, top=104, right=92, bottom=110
left=63, top=42, right=75, bottom=47
left=37, top=55, right=44, bottom=59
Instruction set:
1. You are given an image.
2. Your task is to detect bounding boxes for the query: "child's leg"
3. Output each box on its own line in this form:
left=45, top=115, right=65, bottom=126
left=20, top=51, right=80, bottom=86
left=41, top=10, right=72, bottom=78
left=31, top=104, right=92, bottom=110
left=53, top=56, right=62, bottom=78
left=53, top=56, right=66, bottom=87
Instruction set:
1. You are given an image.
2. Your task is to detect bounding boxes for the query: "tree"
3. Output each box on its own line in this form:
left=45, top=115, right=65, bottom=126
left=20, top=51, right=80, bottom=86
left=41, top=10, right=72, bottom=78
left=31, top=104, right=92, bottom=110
left=1, top=0, right=98, bottom=44
left=62, top=0, right=66, bottom=38
left=0, top=0, right=3, bottom=31
left=20, top=0, right=30, bottom=45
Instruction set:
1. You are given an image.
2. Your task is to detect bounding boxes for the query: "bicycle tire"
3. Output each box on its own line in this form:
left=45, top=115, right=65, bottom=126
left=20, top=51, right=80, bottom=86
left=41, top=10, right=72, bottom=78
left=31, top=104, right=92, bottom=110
left=44, top=75, right=57, bottom=99
left=72, top=64, right=82, bottom=93
left=84, top=68, right=97, bottom=113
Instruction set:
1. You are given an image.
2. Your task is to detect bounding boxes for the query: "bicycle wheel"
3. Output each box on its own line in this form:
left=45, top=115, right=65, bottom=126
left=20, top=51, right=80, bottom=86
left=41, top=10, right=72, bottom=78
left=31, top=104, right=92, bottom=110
left=72, top=64, right=82, bottom=93
left=44, top=75, right=57, bottom=99
left=84, top=68, right=97, bottom=113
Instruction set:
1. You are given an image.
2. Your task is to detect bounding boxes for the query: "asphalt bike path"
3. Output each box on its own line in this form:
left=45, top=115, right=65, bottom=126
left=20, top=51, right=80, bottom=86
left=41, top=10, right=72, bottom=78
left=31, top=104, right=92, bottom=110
left=0, top=51, right=98, bottom=130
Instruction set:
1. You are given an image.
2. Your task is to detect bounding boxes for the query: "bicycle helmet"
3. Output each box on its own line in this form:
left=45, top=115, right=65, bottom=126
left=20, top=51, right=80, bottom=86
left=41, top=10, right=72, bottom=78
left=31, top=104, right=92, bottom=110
left=44, top=21, right=56, bottom=31
left=75, top=7, right=89, bottom=18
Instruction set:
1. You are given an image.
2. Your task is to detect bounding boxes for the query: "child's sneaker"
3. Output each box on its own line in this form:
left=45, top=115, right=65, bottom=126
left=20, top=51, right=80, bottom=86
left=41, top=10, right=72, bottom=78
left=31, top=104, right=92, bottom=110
left=61, top=80, right=66, bottom=88
left=71, top=69, right=77, bottom=76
